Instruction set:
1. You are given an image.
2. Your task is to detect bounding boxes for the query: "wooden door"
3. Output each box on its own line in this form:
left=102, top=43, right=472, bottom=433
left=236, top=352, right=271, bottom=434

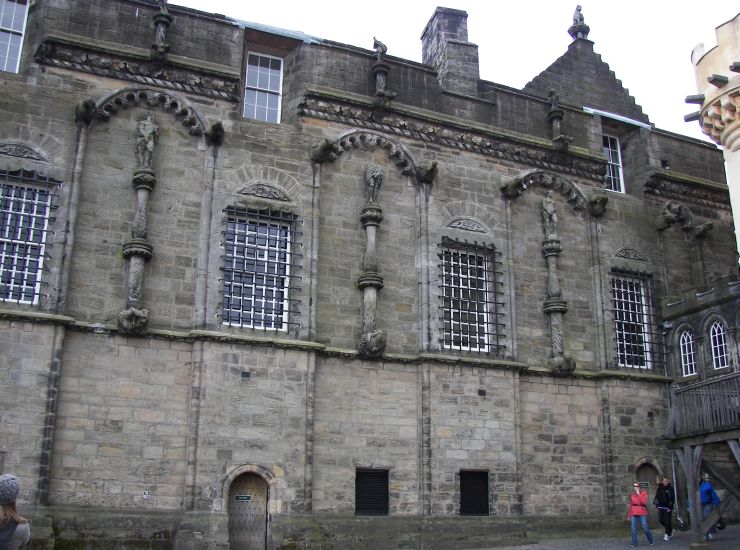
left=229, top=474, right=268, bottom=550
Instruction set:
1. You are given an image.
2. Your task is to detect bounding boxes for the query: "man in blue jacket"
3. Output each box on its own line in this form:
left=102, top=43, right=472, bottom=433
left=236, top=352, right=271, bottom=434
left=700, top=473, right=721, bottom=541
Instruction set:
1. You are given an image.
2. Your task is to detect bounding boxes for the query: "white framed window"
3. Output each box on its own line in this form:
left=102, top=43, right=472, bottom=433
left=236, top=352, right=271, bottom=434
left=679, top=330, right=697, bottom=377
left=0, top=0, right=28, bottom=73
left=243, top=53, right=282, bottom=123
left=1, top=176, right=53, bottom=304
left=610, top=271, right=660, bottom=369
left=709, top=320, right=730, bottom=370
left=222, top=207, right=295, bottom=330
left=603, top=134, right=624, bottom=193
left=439, top=239, right=503, bottom=354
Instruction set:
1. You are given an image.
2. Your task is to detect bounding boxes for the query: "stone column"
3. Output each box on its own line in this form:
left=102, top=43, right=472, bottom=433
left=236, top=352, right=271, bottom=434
left=119, top=113, right=158, bottom=334
left=541, top=191, right=575, bottom=374
left=357, top=163, right=387, bottom=357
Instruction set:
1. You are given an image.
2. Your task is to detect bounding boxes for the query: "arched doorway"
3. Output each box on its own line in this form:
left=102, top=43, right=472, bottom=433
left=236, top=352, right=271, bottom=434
left=636, top=462, right=660, bottom=529
left=228, top=473, right=268, bottom=550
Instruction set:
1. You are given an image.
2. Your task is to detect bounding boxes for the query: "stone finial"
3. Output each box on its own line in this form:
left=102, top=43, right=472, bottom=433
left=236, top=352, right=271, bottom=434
left=568, top=5, right=590, bottom=41
left=373, top=37, right=387, bottom=63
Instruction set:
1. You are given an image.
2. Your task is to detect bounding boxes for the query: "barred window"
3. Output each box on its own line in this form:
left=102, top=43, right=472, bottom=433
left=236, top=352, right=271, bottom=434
left=610, top=270, right=662, bottom=370
left=355, top=469, right=389, bottom=516
left=1, top=172, right=55, bottom=304
left=679, top=330, right=697, bottom=377
left=709, top=321, right=730, bottom=370
left=222, top=208, right=299, bottom=330
left=0, top=0, right=28, bottom=73
left=243, top=53, right=282, bottom=123
left=438, top=238, right=504, bottom=354
left=603, top=134, right=624, bottom=193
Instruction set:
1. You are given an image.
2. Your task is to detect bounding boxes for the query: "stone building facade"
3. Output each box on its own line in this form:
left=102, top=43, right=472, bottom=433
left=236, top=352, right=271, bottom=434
left=0, top=1, right=737, bottom=548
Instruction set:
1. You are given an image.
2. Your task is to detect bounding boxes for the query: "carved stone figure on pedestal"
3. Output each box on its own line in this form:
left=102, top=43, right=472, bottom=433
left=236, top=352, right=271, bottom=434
left=365, top=162, right=383, bottom=203
left=136, top=112, right=159, bottom=169
left=542, top=191, right=558, bottom=239
left=373, top=37, right=387, bottom=62
left=151, top=0, right=173, bottom=62
left=568, top=4, right=590, bottom=40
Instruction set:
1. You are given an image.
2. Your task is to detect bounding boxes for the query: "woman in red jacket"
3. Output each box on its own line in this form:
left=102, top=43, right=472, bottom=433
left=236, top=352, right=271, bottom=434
left=627, top=481, right=654, bottom=546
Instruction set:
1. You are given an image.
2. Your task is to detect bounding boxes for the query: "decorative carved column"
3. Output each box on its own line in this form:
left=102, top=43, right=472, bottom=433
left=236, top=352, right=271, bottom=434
left=151, top=0, right=173, bottom=62
left=357, top=162, right=387, bottom=357
left=119, top=112, right=158, bottom=334
left=541, top=191, right=575, bottom=374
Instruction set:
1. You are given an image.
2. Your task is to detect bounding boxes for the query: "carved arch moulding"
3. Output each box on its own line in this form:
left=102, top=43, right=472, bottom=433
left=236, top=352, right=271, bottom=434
left=311, top=130, right=438, bottom=185
left=501, top=169, right=596, bottom=215
left=83, top=87, right=207, bottom=136
left=0, top=141, right=64, bottom=181
left=228, top=165, right=302, bottom=204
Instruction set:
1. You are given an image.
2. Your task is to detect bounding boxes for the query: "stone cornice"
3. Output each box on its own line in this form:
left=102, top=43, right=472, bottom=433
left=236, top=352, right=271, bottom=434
left=299, top=87, right=606, bottom=183
left=0, top=308, right=673, bottom=382
left=642, top=169, right=731, bottom=210
left=34, top=33, right=240, bottom=102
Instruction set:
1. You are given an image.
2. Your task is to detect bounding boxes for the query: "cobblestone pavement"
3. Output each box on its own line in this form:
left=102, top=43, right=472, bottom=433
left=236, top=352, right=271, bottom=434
left=477, top=523, right=740, bottom=550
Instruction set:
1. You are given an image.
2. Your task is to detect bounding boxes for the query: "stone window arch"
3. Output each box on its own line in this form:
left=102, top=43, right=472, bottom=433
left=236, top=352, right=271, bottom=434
left=709, top=320, right=730, bottom=370
left=678, top=328, right=698, bottom=377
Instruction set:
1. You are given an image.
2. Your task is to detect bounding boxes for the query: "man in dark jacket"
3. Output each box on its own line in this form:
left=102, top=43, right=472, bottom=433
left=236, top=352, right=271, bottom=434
left=654, top=476, right=676, bottom=541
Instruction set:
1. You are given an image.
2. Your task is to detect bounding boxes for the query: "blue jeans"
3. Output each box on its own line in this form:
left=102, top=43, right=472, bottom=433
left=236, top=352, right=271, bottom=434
left=702, top=503, right=716, bottom=536
left=631, top=515, right=654, bottom=546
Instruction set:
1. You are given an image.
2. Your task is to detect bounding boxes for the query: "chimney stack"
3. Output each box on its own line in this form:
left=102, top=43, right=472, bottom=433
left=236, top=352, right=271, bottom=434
left=421, top=7, right=480, bottom=96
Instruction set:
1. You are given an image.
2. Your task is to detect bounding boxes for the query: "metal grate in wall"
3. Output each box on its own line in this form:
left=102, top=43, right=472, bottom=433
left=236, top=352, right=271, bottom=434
left=221, top=207, right=302, bottom=330
left=609, top=268, right=665, bottom=373
left=460, top=470, right=489, bottom=515
left=355, top=469, right=389, bottom=516
left=0, top=169, right=59, bottom=305
left=438, top=237, right=505, bottom=355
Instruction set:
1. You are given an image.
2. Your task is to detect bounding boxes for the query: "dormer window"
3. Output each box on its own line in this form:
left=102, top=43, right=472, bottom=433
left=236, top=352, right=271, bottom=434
left=603, top=134, right=624, bottom=193
left=243, top=53, right=283, bottom=123
left=0, top=0, right=29, bottom=73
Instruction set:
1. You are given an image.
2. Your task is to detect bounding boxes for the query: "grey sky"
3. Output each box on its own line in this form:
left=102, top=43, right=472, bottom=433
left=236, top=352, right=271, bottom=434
left=173, top=0, right=738, bottom=143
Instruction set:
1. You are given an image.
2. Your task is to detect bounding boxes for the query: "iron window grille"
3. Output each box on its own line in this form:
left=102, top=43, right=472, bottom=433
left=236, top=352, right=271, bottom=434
left=459, top=471, right=489, bottom=515
left=679, top=330, right=697, bottom=377
left=221, top=207, right=301, bottom=330
left=0, top=0, right=28, bottom=73
left=355, top=469, right=389, bottom=516
left=243, top=53, right=282, bottom=123
left=438, top=237, right=505, bottom=354
left=709, top=321, right=730, bottom=370
left=1, top=170, right=58, bottom=304
left=609, top=269, right=664, bottom=371
left=603, top=134, right=624, bottom=193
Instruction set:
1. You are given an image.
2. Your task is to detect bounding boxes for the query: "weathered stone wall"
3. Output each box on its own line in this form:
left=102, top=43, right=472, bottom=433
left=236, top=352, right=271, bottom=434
left=49, top=331, right=191, bottom=508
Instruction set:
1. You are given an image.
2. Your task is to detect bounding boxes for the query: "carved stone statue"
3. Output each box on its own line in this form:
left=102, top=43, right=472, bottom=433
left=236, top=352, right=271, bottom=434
left=158, top=0, right=169, bottom=13
left=542, top=190, right=558, bottom=239
left=136, top=112, right=159, bottom=169
left=573, top=5, right=584, bottom=25
left=373, top=37, right=387, bottom=62
left=365, top=162, right=383, bottom=203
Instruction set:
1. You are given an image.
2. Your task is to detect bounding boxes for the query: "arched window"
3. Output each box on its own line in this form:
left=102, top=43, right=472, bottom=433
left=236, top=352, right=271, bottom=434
left=709, top=321, right=730, bottom=370
left=679, top=330, right=697, bottom=377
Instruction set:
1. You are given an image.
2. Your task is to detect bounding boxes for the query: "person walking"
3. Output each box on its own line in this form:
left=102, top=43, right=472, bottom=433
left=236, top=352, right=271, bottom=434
left=628, top=481, right=654, bottom=547
left=700, top=473, right=721, bottom=541
left=0, top=474, right=30, bottom=549
left=653, top=476, right=675, bottom=541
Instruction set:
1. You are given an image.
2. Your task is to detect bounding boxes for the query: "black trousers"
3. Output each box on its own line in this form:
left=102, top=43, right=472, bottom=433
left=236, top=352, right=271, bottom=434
left=658, top=507, right=673, bottom=536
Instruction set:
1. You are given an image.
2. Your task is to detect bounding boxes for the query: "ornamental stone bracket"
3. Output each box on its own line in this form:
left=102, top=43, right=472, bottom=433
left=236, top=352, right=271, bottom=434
left=357, top=163, right=387, bottom=358
left=655, top=201, right=714, bottom=239
left=541, top=192, right=575, bottom=375
left=698, top=88, right=740, bottom=148
left=118, top=112, right=159, bottom=335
